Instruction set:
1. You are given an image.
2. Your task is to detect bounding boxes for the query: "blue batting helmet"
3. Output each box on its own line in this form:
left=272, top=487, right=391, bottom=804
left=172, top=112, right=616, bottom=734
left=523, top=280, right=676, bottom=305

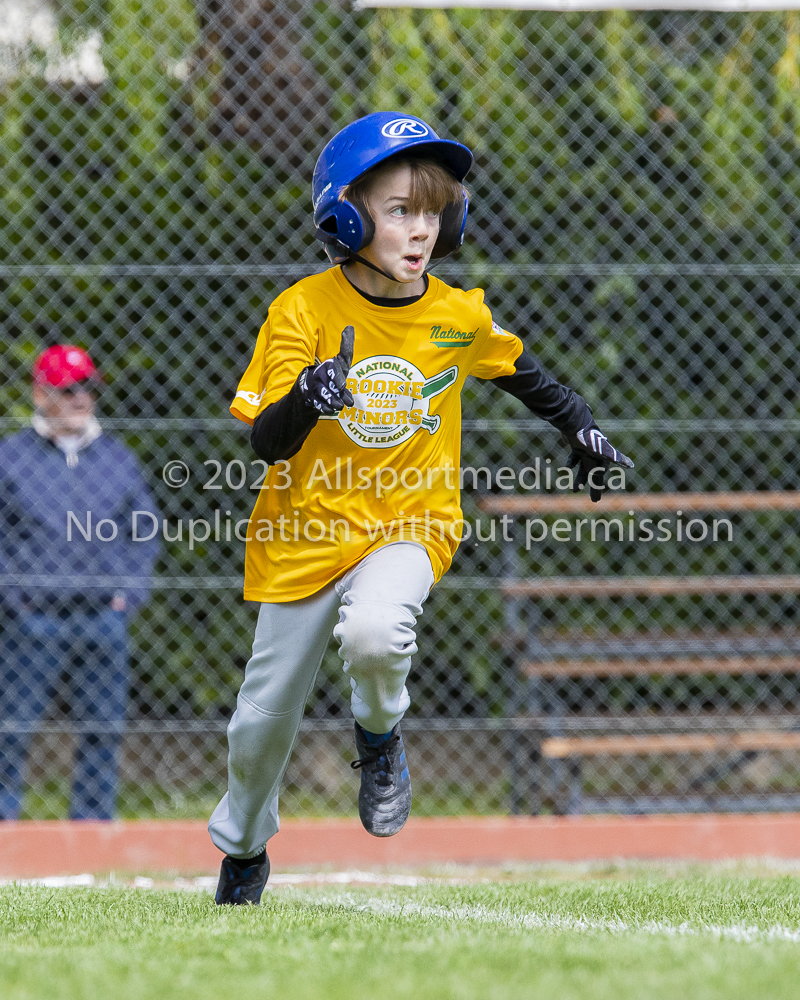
left=312, top=112, right=473, bottom=265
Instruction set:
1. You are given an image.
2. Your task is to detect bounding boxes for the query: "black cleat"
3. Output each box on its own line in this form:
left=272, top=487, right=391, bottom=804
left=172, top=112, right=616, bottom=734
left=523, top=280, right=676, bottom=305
left=214, top=851, right=270, bottom=905
left=351, top=722, right=412, bottom=837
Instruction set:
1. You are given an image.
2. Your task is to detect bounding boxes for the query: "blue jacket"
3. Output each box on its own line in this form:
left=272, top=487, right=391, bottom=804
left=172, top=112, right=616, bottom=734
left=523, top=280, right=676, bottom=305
left=0, top=428, right=160, bottom=614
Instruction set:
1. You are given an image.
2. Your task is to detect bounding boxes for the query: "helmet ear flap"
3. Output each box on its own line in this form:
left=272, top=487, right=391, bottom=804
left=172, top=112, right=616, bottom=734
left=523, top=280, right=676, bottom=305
left=314, top=200, right=374, bottom=257
left=431, top=190, right=469, bottom=260
left=348, top=199, right=374, bottom=250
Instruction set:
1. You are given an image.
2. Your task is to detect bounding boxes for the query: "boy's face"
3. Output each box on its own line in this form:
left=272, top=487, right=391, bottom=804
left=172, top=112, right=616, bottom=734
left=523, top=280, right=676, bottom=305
left=358, top=163, right=441, bottom=284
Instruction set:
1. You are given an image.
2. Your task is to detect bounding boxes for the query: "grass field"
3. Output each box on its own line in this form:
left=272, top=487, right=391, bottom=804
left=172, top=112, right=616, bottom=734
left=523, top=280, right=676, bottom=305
left=1, top=865, right=799, bottom=999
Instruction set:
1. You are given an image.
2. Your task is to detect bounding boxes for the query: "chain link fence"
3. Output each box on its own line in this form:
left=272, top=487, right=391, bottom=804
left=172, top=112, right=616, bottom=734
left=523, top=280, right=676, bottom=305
left=3, top=3, right=800, bottom=818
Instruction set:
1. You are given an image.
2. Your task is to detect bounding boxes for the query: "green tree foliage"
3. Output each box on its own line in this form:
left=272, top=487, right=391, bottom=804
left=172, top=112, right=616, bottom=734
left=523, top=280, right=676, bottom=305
left=5, top=9, right=800, bottom=278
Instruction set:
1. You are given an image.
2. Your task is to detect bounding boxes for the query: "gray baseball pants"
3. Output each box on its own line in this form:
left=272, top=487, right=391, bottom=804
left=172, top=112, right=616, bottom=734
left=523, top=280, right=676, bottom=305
left=208, top=541, right=434, bottom=858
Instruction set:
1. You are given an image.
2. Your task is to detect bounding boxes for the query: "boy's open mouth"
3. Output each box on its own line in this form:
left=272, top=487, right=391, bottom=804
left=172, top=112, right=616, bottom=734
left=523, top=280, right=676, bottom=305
left=404, top=254, right=424, bottom=269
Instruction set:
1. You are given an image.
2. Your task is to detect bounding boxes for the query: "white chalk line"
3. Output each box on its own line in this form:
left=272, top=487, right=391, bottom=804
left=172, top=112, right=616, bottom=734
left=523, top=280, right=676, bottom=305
left=288, top=893, right=800, bottom=945
left=2, top=875, right=799, bottom=944
left=0, top=871, right=431, bottom=891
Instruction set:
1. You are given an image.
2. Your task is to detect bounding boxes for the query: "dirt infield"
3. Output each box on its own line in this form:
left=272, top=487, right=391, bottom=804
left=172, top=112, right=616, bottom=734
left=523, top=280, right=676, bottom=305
left=1, top=814, right=800, bottom=878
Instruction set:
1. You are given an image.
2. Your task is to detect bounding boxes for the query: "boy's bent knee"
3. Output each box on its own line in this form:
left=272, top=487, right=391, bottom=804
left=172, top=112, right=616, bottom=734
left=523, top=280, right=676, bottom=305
left=334, top=602, right=417, bottom=670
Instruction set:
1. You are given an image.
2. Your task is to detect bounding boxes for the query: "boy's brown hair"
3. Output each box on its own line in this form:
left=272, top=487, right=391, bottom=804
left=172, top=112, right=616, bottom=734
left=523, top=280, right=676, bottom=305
left=341, top=156, right=463, bottom=217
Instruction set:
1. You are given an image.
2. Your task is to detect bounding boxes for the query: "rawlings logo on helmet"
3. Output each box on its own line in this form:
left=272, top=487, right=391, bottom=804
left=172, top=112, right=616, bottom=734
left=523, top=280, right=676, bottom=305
left=380, top=118, right=429, bottom=139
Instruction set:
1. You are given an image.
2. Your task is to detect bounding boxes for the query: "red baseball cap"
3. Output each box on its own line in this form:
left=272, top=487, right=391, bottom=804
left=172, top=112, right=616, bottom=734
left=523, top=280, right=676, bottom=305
left=32, top=345, right=102, bottom=389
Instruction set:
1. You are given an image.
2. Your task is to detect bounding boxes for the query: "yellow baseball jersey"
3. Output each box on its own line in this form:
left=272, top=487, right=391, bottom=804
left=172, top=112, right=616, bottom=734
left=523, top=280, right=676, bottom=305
left=231, top=265, right=523, bottom=602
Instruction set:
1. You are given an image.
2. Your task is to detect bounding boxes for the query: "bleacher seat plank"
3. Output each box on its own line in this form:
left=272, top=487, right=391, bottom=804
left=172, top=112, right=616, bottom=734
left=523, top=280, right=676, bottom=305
left=521, top=655, right=800, bottom=678
left=479, top=491, right=800, bottom=516
left=501, top=576, right=800, bottom=598
left=542, top=732, right=800, bottom=759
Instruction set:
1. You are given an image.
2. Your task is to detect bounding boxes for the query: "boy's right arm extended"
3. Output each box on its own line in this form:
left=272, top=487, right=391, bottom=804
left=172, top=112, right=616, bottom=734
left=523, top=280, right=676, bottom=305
left=250, top=379, right=320, bottom=464
left=250, top=326, right=355, bottom=464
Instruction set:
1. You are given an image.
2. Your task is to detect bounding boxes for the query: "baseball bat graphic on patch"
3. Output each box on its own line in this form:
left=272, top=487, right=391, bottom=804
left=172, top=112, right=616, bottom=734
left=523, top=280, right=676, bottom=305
left=416, top=366, right=458, bottom=434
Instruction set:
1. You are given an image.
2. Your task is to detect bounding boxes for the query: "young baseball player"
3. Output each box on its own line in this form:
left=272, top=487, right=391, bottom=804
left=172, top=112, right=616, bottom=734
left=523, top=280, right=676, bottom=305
left=210, top=112, right=633, bottom=904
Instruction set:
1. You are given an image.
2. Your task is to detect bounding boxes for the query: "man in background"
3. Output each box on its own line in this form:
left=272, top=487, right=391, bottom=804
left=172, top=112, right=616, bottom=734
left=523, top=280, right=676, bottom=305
left=0, top=345, right=160, bottom=819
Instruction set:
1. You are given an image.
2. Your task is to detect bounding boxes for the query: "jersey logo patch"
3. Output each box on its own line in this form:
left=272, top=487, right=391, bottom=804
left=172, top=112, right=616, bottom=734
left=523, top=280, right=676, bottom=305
left=429, top=324, right=477, bottom=348
left=234, top=388, right=266, bottom=408
left=333, top=355, right=458, bottom=449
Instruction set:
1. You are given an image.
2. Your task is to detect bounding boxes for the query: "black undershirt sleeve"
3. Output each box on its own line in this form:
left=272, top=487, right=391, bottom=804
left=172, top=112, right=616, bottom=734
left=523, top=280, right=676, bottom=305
left=490, top=350, right=592, bottom=434
left=250, top=373, right=319, bottom=464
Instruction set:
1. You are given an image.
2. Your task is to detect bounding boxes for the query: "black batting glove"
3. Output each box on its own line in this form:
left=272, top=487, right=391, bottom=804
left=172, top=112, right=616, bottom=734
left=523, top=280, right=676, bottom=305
left=562, top=420, right=634, bottom=503
left=297, top=325, right=355, bottom=415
